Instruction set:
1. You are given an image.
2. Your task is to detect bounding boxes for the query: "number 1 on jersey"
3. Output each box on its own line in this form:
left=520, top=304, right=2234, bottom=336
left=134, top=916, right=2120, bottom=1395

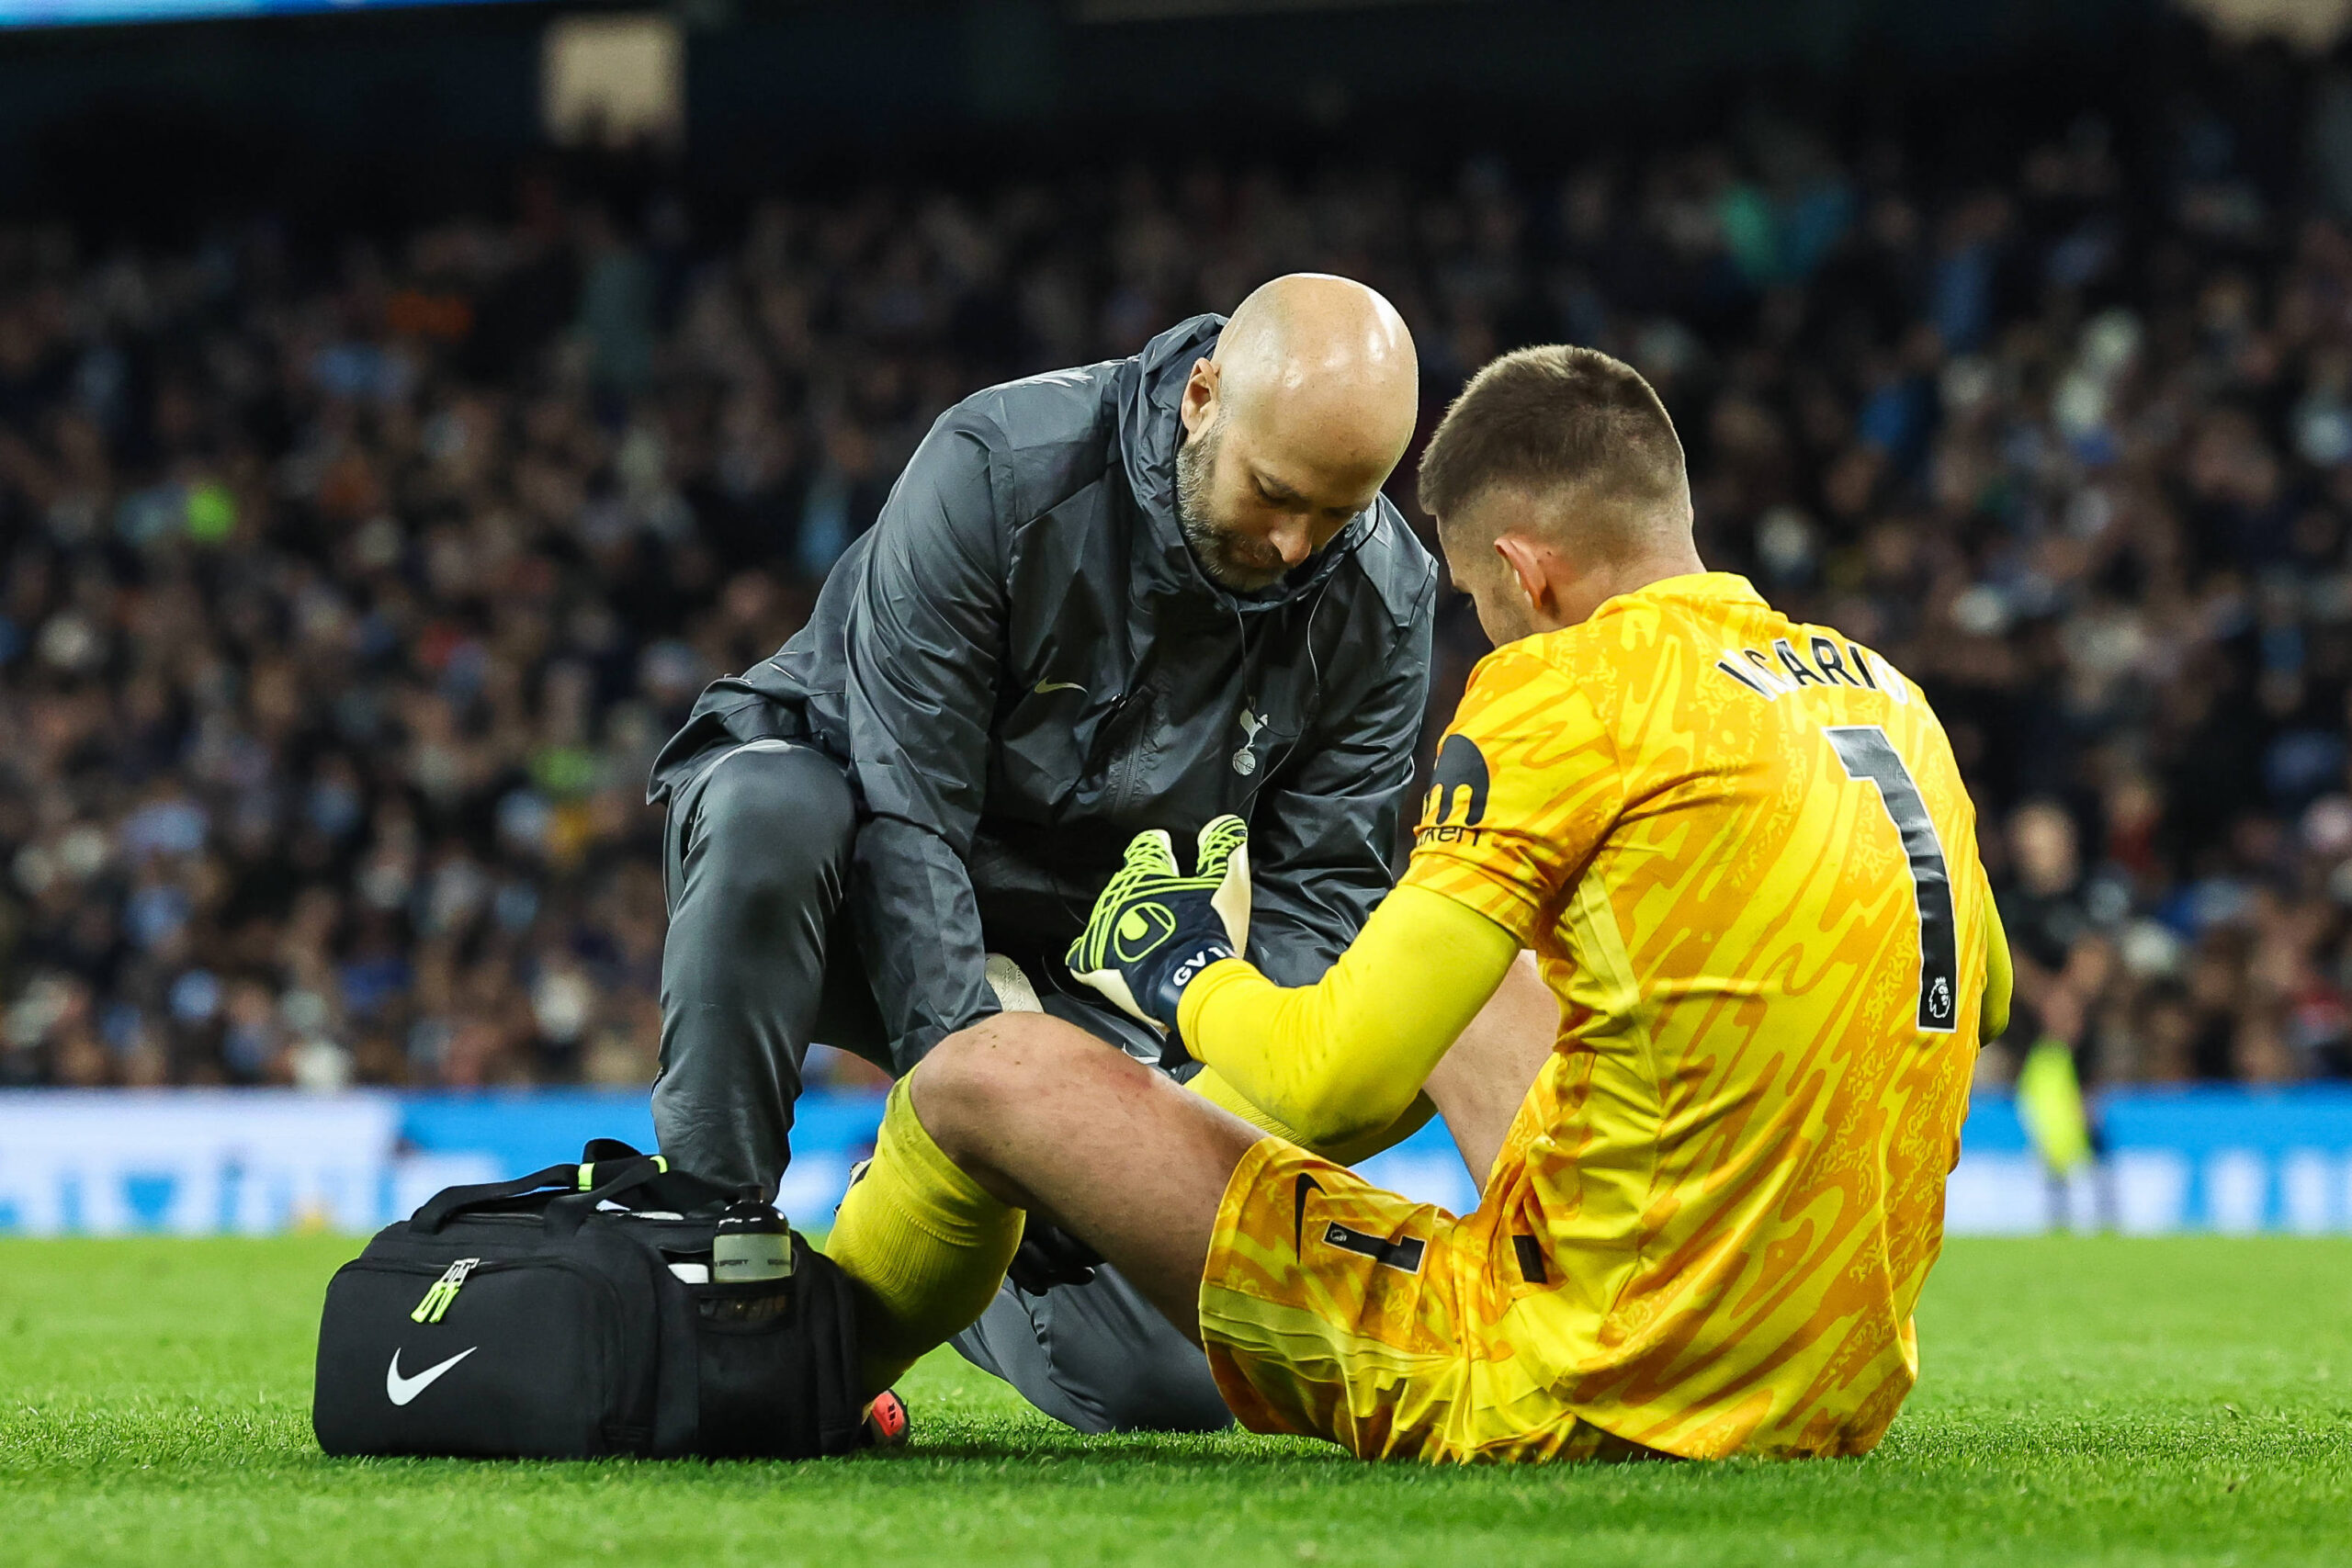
left=1825, top=725, right=1960, bottom=1033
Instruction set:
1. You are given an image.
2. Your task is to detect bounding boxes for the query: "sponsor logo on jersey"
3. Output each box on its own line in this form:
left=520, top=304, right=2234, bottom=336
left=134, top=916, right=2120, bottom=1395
left=1420, top=734, right=1489, bottom=842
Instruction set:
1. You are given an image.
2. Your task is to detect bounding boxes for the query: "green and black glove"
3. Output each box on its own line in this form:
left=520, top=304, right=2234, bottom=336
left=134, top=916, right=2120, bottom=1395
left=1066, top=815, right=1250, bottom=1038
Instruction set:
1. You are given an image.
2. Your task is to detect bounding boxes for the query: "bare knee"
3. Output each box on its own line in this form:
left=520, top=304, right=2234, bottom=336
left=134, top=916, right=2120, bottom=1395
left=906, top=1023, right=1019, bottom=1160
left=910, top=1015, right=1150, bottom=1170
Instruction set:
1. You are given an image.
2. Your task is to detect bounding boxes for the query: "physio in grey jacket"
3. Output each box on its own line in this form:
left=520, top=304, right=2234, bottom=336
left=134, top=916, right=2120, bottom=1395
left=646, top=276, right=1434, bottom=1430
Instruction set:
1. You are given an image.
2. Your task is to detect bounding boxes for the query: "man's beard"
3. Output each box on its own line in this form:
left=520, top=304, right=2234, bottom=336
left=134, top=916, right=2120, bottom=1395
left=1174, top=414, right=1288, bottom=592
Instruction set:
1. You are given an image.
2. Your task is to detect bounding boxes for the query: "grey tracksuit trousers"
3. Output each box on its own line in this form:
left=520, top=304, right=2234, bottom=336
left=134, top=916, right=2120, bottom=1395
left=652, top=738, right=1231, bottom=1434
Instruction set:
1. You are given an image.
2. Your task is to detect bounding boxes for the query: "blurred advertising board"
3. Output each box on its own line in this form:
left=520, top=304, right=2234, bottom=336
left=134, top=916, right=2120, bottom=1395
left=0, top=0, right=517, bottom=27
left=0, top=1089, right=878, bottom=1237
left=0, top=1086, right=2346, bottom=1236
left=1945, top=1087, right=2352, bottom=1235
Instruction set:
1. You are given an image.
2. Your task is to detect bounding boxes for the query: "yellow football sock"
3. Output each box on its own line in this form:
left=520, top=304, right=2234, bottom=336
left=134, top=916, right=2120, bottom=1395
left=822, top=1078, right=1024, bottom=1394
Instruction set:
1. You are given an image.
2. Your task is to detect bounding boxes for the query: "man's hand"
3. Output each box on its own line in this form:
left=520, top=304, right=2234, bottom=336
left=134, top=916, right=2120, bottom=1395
left=1005, top=1222, right=1102, bottom=1293
left=1067, top=816, right=1250, bottom=1036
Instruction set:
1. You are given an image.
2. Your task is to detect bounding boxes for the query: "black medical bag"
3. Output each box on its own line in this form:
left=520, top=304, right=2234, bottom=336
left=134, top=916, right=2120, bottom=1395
left=312, top=1141, right=864, bottom=1461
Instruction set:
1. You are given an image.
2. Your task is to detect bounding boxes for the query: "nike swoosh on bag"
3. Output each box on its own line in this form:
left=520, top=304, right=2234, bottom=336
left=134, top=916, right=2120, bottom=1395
left=386, top=1345, right=477, bottom=1405
left=1033, top=679, right=1086, bottom=694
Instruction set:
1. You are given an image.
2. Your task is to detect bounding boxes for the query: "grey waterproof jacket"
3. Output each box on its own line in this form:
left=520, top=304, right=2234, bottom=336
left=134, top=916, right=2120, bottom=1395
left=650, top=315, right=1437, bottom=1069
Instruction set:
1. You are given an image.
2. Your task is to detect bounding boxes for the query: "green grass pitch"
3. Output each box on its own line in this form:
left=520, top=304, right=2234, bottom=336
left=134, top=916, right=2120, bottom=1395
left=1, top=1235, right=2346, bottom=1566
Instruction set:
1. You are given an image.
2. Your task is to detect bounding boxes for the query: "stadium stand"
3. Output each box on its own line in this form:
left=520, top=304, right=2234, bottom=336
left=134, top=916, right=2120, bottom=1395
left=6, top=38, right=2352, bottom=1095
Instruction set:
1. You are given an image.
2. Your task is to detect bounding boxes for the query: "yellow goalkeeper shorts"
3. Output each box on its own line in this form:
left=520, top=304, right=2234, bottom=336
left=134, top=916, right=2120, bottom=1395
left=1197, top=1136, right=1667, bottom=1465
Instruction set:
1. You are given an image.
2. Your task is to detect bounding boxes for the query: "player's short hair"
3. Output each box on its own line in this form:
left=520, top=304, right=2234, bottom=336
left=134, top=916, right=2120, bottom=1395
left=1416, top=345, right=1689, bottom=542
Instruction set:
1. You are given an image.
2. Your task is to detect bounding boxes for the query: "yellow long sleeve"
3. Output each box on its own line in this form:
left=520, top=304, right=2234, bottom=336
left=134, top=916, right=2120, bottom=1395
left=1176, top=884, right=1520, bottom=1148
left=1982, top=873, right=2013, bottom=1043
left=1186, top=1066, right=1438, bottom=1164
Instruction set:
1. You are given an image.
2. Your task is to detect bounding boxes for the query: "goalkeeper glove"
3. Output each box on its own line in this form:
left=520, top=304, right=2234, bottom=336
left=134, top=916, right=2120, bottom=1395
left=1066, top=815, right=1250, bottom=1037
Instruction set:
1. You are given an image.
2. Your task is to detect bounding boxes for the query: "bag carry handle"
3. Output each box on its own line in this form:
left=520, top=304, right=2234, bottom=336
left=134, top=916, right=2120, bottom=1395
left=542, top=1154, right=673, bottom=1238
left=409, top=1152, right=670, bottom=1235
left=409, top=1162, right=582, bottom=1234
left=582, top=1137, right=733, bottom=1214
left=409, top=1141, right=715, bottom=1235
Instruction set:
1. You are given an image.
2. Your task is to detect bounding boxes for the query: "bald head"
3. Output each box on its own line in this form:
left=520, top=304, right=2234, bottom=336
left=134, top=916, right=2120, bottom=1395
left=1174, top=275, right=1419, bottom=591
left=1214, top=274, right=1419, bottom=461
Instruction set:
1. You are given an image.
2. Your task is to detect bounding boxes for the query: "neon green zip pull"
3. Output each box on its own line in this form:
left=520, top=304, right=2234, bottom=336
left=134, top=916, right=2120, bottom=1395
left=410, top=1258, right=481, bottom=1324
left=577, top=1155, right=666, bottom=1190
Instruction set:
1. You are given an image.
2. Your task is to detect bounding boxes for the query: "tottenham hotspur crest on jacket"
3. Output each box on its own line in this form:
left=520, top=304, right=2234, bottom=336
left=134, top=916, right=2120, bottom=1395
left=1233, top=709, right=1267, bottom=775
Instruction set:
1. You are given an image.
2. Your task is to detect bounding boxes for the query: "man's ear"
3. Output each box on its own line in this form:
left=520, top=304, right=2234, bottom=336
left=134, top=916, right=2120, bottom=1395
left=1492, top=533, right=1560, bottom=626
left=1181, top=357, right=1220, bottom=438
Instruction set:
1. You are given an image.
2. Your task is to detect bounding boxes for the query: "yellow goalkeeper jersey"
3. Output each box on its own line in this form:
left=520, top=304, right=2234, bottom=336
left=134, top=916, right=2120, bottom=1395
left=1400, top=570, right=1987, bottom=1459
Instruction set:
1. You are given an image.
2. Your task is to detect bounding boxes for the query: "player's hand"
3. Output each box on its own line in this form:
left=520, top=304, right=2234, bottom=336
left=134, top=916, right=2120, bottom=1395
left=1066, top=816, right=1250, bottom=1036
left=1005, top=1222, right=1102, bottom=1293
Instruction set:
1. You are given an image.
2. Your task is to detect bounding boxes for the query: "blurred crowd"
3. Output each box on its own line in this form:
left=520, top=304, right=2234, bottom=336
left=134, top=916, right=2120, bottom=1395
left=7, top=41, right=2352, bottom=1093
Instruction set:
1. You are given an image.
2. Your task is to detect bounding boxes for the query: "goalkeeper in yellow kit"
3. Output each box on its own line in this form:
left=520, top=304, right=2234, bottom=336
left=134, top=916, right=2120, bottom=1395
left=824, top=344, right=2014, bottom=1463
